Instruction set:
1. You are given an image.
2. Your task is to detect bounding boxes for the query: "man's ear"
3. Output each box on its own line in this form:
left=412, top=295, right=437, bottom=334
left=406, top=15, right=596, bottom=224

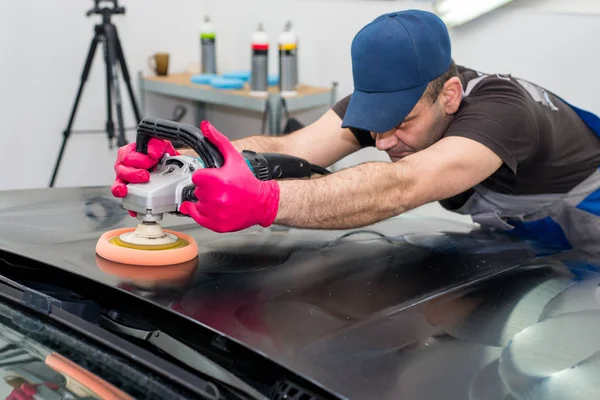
left=442, top=77, right=462, bottom=115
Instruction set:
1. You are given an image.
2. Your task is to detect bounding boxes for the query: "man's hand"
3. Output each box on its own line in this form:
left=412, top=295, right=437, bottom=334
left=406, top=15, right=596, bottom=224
left=111, top=138, right=178, bottom=216
left=179, top=121, right=280, bottom=233
left=111, top=138, right=179, bottom=198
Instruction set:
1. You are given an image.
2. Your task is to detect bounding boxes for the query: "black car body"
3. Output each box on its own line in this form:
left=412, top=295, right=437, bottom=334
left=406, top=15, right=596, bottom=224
left=0, top=186, right=599, bottom=399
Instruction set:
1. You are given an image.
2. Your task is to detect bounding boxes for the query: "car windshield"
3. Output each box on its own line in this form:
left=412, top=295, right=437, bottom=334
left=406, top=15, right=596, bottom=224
left=0, top=295, right=206, bottom=400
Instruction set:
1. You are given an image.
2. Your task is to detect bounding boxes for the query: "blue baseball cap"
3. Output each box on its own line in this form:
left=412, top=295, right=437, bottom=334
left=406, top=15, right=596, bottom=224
left=342, top=10, right=452, bottom=134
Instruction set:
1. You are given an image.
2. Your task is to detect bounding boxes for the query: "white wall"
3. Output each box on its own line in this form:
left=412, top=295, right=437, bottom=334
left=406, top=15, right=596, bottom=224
left=2, top=0, right=600, bottom=192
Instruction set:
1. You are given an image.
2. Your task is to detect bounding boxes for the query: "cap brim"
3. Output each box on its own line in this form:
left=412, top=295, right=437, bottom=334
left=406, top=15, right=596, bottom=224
left=341, top=83, right=428, bottom=133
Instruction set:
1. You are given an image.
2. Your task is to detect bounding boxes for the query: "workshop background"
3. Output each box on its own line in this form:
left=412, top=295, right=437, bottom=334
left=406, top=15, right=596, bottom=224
left=1, top=0, right=599, bottom=220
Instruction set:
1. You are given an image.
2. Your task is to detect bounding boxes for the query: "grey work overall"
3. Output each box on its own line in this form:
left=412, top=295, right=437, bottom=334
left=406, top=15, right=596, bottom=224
left=449, top=75, right=600, bottom=253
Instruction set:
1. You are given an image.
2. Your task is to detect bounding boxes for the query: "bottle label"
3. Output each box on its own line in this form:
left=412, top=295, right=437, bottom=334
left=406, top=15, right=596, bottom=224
left=201, top=33, right=216, bottom=39
left=279, top=43, right=297, bottom=51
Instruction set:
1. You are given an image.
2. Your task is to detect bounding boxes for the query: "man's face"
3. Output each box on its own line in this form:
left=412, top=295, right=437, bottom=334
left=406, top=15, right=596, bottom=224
left=372, top=78, right=462, bottom=162
left=372, top=98, right=450, bottom=162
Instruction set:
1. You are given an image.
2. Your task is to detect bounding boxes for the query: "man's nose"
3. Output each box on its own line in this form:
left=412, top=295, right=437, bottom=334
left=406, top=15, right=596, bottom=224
left=374, top=130, right=398, bottom=151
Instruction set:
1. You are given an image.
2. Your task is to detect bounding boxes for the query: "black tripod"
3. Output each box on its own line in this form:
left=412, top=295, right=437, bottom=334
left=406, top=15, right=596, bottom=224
left=49, top=0, right=141, bottom=187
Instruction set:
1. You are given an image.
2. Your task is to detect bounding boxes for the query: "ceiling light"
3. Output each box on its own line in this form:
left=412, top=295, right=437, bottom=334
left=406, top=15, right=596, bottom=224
left=435, top=0, right=515, bottom=27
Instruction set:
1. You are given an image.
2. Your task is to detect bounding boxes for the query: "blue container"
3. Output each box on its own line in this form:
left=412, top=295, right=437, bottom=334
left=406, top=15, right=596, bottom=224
left=222, top=71, right=251, bottom=82
left=210, top=77, right=245, bottom=90
left=268, top=74, right=279, bottom=86
left=191, top=74, right=218, bottom=85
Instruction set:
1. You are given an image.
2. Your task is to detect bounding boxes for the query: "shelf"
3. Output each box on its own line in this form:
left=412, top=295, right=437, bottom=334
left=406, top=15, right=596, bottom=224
left=140, top=72, right=334, bottom=113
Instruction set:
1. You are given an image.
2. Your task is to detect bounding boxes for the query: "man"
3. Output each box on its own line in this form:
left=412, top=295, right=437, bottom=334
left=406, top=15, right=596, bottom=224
left=112, top=10, right=600, bottom=249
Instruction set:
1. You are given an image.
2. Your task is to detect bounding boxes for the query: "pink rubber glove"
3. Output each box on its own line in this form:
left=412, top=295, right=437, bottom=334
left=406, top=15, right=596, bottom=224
left=111, top=138, right=179, bottom=197
left=111, top=139, right=179, bottom=216
left=179, top=121, right=280, bottom=233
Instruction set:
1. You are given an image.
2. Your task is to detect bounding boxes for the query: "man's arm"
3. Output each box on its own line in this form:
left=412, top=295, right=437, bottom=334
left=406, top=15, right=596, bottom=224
left=181, top=110, right=361, bottom=168
left=177, top=136, right=285, bottom=156
left=275, top=136, right=503, bottom=229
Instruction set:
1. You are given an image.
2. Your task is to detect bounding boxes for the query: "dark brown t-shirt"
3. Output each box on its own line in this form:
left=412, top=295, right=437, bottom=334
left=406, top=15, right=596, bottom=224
left=332, top=65, right=600, bottom=209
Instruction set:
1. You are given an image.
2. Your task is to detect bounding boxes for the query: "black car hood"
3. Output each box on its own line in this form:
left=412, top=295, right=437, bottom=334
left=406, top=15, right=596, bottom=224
left=1, top=187, right=599, bottom=400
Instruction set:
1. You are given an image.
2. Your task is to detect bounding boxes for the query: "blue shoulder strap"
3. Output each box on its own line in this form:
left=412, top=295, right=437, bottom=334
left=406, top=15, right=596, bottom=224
left=504, top=98, right=600, bottom=249
left=560, top=99, right=600, bottom=138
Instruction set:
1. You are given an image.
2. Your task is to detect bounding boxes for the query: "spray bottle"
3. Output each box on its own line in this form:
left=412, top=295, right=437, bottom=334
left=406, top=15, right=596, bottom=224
left=250, top=23, right=269, bottom=97
left=288, top=21, right=299, bottom=89
left=200, top=16, right=217, bottom=74
left=278, top=21, right=298, bottom=96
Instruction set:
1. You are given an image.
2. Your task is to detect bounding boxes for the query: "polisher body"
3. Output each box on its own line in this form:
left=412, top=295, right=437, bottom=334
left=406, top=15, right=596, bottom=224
left=122, top=155, right=204, bottom=222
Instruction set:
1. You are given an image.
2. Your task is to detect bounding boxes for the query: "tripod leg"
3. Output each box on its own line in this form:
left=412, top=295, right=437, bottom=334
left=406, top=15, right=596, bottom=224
left=114, top=28, right=141, bottom=123
left=104, top=23, right=127, bottom=147
left=102, top=29, right=115, bottom=148
left=49, top=33, right=100, bottom=188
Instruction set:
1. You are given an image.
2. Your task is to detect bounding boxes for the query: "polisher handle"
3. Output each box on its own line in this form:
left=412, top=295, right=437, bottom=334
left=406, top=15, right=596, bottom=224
left=135, top=117, right=225, bottom=168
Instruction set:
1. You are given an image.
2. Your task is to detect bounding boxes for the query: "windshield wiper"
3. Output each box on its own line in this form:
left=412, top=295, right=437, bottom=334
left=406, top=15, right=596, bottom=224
left=101, top=311, right=267, bottom=400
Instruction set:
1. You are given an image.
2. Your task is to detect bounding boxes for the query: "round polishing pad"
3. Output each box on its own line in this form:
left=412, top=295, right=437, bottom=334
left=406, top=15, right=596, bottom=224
left=117, top=222, right=180, bottom=248
left=96, top=227, right=198, bottom=266
left=222, top=71, right=250, bottom=81
left=191, top=73, right=218, bottom=85
left=210, top=77, right=245, bottom=90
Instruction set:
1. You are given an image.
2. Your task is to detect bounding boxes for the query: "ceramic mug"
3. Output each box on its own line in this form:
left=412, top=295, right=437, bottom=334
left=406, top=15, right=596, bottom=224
left=149, top=53, right=169, bottom=76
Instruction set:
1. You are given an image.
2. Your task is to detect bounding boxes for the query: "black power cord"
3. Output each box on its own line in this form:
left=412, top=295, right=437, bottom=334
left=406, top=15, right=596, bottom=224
left=310, top=165, right=331, bottom=176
